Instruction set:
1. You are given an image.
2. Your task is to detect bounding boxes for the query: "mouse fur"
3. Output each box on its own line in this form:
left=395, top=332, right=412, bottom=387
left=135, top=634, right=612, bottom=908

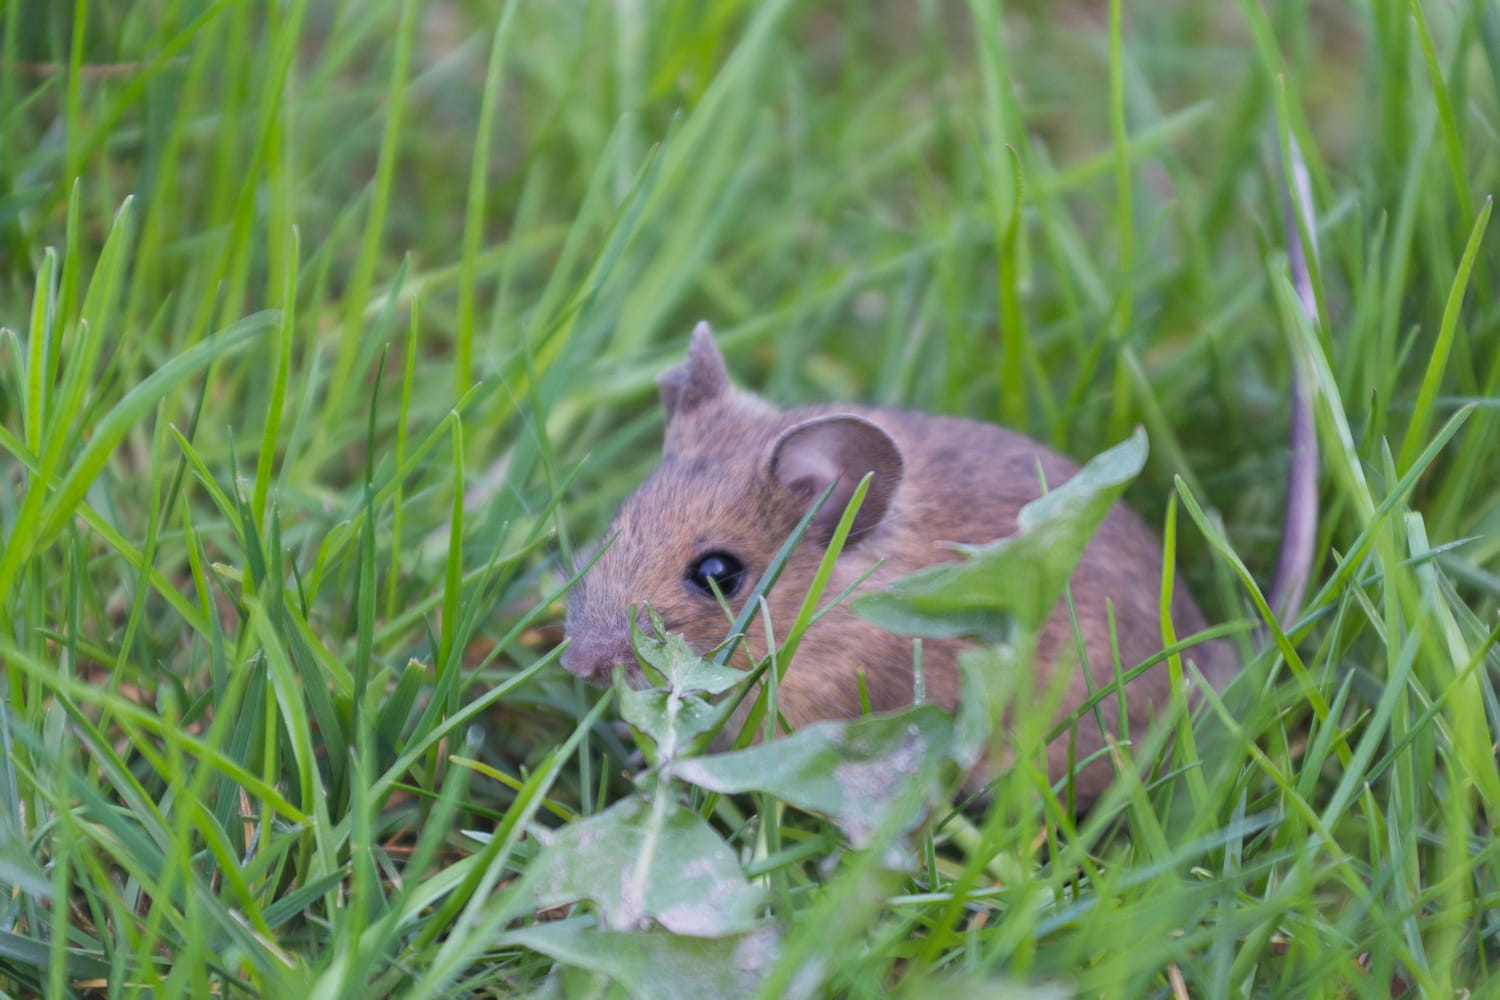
left=562, top=323, right=1237, bottom=801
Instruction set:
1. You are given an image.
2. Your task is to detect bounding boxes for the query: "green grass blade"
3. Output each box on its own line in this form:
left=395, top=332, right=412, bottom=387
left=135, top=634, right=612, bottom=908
left=1397, top=196, right=1491, bottom=473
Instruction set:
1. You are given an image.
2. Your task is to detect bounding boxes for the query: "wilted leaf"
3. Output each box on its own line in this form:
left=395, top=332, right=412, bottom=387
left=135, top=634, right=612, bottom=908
left=852, top=428, right=1148, bottom=643
left=501, top=922, right=787, bottom=1000
left=530, top=796, right=764, bottom=936
left=674, top=706, right=957, bottom=849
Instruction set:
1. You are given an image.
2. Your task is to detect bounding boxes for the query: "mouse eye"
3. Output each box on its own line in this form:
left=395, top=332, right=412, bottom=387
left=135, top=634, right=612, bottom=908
left=685, top=551, right=746, bottom=599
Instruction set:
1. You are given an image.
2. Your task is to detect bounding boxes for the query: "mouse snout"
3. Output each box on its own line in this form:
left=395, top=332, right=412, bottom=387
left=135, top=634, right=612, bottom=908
left=559, top=625, right=638, bottom=686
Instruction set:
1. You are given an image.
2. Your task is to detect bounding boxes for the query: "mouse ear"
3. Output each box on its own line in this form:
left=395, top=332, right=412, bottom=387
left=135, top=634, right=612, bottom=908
left=769, top=414, right=904, bottom=545
left=658, top=321, right=730, bottom=423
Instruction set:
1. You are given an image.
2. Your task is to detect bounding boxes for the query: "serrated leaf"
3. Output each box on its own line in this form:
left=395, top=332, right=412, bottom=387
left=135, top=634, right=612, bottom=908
left=852, top=427, right=1149, bottom=643
left=634, top=627, right=746, bottom=695
left=531, top=796, right=764, bottom=936
left=674, top=706, right=956, bottom=849
left=500, top=922, right=786, bottom=1000
left=618, top=626, right=747, bottom=755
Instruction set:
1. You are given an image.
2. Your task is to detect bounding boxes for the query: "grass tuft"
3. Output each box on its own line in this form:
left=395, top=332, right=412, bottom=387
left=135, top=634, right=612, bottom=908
left=1, top=1, right=1497, bottom=996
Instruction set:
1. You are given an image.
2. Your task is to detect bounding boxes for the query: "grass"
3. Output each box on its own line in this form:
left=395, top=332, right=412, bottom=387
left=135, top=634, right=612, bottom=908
left=1, top=0, right=1498, bottom=996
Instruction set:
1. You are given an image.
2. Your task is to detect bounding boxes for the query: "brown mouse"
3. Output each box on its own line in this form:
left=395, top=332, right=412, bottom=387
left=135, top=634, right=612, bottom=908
left=562, top=187, right=1320, bottom=803
left=563, top=324, right=1250, bottom=800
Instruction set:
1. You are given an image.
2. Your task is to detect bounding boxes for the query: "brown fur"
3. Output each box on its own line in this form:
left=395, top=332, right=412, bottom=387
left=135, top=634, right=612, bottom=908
left=562, top=324, right=1234, bottom=803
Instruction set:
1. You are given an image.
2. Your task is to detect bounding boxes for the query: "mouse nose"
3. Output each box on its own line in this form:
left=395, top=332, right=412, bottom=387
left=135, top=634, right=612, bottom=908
left=559, top=628, right=636, bottom=684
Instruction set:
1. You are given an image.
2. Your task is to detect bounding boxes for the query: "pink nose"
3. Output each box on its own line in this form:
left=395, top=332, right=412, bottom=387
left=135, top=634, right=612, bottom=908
left=559, top=629, right=636, bottom=684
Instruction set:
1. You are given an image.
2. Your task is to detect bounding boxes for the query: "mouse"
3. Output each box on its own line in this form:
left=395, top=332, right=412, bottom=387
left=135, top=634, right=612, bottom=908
left=560, top=192, right=1319, bottom=805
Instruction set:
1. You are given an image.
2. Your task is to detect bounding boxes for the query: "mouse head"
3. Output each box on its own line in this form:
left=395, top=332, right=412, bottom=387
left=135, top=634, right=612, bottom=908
left=561, top=323, right=904, bottom=684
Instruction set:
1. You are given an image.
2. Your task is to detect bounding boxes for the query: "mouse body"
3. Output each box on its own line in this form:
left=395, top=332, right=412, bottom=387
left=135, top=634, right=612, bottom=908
left=562, top=324, right=1235, bottom=800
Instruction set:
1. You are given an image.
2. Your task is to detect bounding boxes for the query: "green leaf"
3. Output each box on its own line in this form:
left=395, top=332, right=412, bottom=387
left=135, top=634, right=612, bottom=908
left=500, top=923, right=785, bottom=1000
left=851, top=427, right=1149, bottom=643
left=530, top=796, right=765, bottom=936
left=619, top=687, right=725, bottom=755
left=634, top=628, right=746, bottom=696
left=617, top=624, right=749, bottom=757
left=674, top=706, right=957, bottom=850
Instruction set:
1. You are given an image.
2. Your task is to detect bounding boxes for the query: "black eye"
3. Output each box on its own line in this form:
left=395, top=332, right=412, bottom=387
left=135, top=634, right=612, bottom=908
left=686, top=552, right=746, bottom=599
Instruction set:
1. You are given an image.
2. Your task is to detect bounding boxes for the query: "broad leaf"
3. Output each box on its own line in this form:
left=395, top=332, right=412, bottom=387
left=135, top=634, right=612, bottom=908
left=530, top=796, right=764, bottom=936
left=500, top=922, right=787, bottom=1000
left=674, top=705, right=957, bottom=849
